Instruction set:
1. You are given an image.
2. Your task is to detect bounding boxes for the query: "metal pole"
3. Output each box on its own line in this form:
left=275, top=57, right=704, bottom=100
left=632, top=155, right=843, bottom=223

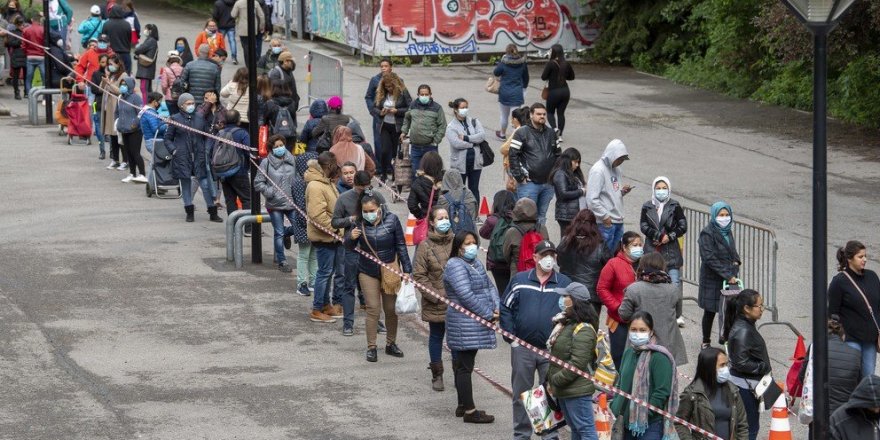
left=810, top=25, right=829, bottom=440
left=42, top=0, right=52, bottom=124
left=247, top=0, right=262, bottom=263
left=296, top=0, right=304, bottom=41
left=284, top=0, right=291, bottom=39
left=471, top=0, right=478, bottom=63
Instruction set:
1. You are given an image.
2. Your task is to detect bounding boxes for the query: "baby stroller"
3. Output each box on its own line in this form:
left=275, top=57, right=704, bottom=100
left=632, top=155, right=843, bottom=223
left=392, top=139, right=412, bottom=203
left=65, top=84, right=92, bottom=145
left=145, top=135, right=181, bottom=199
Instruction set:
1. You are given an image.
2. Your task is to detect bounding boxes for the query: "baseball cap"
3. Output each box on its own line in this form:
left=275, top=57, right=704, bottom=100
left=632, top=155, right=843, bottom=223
left=556, top=283, right=590, bottom=302
left=90, top=5, right=101, bottom=15
left=534, top=240, right=557, bottom=255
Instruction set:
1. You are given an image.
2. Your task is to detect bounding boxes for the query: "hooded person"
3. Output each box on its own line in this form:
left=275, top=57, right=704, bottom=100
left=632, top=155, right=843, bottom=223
left=115, top=76, right=147, bottom=183
left=328, top=126, right=375, bottom=175
left=697, top=201, right=740, bottom=347
left=299, top=99, right=329, bottom=152
left=587, top=138, right=633, bottom=252
left=830, top=375, right=880, bottom=439
left=102, top=5, right=133, bottom=72
left=441, top=171, right=478, bottom=224
left=640, top=176, right=687, bottom=286
left=254, top=134, right=298, bottom=272
left=501, top=198, right=549, bottom=274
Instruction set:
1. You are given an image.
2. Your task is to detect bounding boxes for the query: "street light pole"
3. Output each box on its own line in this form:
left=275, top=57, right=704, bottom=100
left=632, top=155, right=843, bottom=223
left=246, top=0, right=262, bottom=263
left=42, top=0, right=52, bottom=124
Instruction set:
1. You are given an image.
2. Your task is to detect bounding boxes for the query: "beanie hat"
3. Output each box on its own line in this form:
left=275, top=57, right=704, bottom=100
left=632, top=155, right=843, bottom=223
left=327, top=96, right=342, bottom=110
left=178, top=93, right=195, bottom=108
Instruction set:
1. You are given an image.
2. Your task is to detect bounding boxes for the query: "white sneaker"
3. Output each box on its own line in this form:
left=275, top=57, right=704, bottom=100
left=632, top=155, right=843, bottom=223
left=132, top=175, right=148, bottom=184
left=106, top=161, right=119, bottom=170
left=121, top=174, right=135, bottom=183
left=117, top=163, right=128, bottom=171
left=677, top=317, right=686, bottom=328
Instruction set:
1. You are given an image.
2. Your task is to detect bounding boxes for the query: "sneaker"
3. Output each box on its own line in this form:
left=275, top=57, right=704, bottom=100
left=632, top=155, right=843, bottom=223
left=377, top=320, right=387, bottom=334
left=309, top=310, right=336, bottom=323
left=342, top=326, right=354, bottom=337
left=117, top=162, right=128, bottom=171
left=463, top=410, right=495, bottom=424
left=297, top=282, right=311, bottom=297
left=677, top=317, right=685, bottom=328
left=365, top=347, right=378, bottom=362
left=106, top=160, right=119, bottom=169
left=278, top=262, right=293, bottom=273
left=132, top=175, right=148, bottom=184
left=121, top=174, right=134, bottom=183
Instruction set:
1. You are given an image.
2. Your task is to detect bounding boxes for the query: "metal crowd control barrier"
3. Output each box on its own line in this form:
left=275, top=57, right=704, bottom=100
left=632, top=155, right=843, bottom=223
left=226, top=209, right=269, bottom=264
left=27, top=87, right=61, bottom=125
left=305, top=51, right=343, bottom=104
left=679, top=206, right=800, bottom=337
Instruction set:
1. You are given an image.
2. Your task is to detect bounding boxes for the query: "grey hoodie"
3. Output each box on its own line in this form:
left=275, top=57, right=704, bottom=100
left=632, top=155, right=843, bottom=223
left=115, top=77, right=143, bottom=134
left=586, top=139, right=629, bottom=223
left=441, top=171, right=478, bottom=221
left=502, top=198, right=549, bottom=273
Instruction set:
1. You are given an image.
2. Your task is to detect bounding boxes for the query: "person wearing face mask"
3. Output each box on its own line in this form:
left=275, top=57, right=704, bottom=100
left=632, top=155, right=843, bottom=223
left=500, top=239, right=571, bottom=440
left=267, top=51, right=300, bottom=110
left=345, top=193, right=412, bottom=362
left=587, top=138, right=633, bottom=252
left=546, top=283, right=600, bottom=440
left=164, top=93, right=216, bottom=222
left=640, top=176, right=687, bottom=289
left=597, top=230, right=643, bottom=369
left=77, top=6, right=104, bottom=50
left=133, top=23, right=159, bottom=100
left=257, top=39, right=284, bottom=74
left=88, top=53, right=109, bottom=159
left=194, top=19, right=226, bottom=60
left=100, top=54, right=129, bottom=171
left=139, top=92, right=167, bottom=189
left=211, top=0, right=238, bottom=64
left=306, top=152, right=345, bottom=324
left=413, top=207, right=455, bottom=391
left=173, top=37, right=194, bottom=66
left=254, top=134, right=298, bottom=273
left=445, top=97, right=486, bottom=202
left=442, top=230, right=500, bottom=423
left=159, top=51, right=184, bottom=114
left=75, top=35, right=114, bottom=89
left=610, top=311, right=679, bottom=440
left=370, top=72, right=411, bottom=181
left=401, top=84, right=446, bottom=180
left=698, top=201, right=741, bottom=348
left=115, top=76, right=148, bottom=183
left=675, top=347, right=749, bottom=440
left=830, top=375, right=880, bottom=440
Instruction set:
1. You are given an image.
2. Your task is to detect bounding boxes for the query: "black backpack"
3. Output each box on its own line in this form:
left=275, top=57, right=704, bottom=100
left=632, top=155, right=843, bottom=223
left=444, top=191, right=476, bottom=234
left=211, top=128, right=243, bottom=178
left=169, top=69, right=188, bottom=101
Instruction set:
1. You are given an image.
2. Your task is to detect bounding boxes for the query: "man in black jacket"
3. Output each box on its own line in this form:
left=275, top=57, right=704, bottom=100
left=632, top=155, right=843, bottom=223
left=830, top=375, right=880, bottom=440
left=102, top=5, right=132, bottom=73
left=183, top=45, right=222, bottom=106
left=211, top=0, right=238, bottom=64
left=508, top=103, right=560, bottom=226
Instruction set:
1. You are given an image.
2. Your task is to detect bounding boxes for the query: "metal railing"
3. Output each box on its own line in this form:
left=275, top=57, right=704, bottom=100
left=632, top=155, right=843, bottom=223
left=680, top=206, right=800, bottom=337
left=304, top=51, right=343, bottom=105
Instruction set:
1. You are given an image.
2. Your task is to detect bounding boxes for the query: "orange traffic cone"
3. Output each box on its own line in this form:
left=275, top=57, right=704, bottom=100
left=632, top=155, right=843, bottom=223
left=768, top=395, right=792, bottom=440
left=594, top=393, right=612, bottom=440
left=479, top=196, right=491, bottom=218
left=404, top=214, right=416, bottom=246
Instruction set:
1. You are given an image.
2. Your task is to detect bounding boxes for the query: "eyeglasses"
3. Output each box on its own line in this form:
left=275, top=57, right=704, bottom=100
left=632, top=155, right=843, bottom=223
left=750, top=304, right=766, bottom=311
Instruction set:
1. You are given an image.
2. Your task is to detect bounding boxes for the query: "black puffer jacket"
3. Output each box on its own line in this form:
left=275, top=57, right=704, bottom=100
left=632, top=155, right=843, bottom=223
left=830, top=375, right=880, bottom=440
left=824, top=336, right=864, bottom=414
left=345, top=211, right=413, bottom=279
left=5, top=27, right=26, bottom=68
left=164, top=111, right=209, bottom=180
left=182, top=58, right=222, bottom=105
left=557, top=239, right=611, bottom=305
left=212, top=0, right=236, bottom=29
left=551, top=170, right=584, bottom=222
left=641, top=199, right=687, bottom=269
left=508, top=123, right=560, bottom=184
left=727, top=317, right=771, bottom=381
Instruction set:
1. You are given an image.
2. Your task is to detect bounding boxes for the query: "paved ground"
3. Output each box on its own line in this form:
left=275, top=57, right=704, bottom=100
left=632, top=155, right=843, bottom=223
left=1, top=0, right=878, bottom=438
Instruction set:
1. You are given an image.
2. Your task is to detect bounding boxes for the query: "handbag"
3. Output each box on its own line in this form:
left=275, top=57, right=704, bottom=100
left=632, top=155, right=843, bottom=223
left=540, top=60, right=560, bottom=101
left=843, top=271, right=880, bottom=352
left=362, top=223, right=402, bottom=295
left=469, top=119, right=495, bottom=167
left=519, top=383, right=566, bottom=435
left=412, top=186, right=435, bottom=246
left=137, top=50, right=157, bottom=67
left=485, top=75, right=500, bottom=94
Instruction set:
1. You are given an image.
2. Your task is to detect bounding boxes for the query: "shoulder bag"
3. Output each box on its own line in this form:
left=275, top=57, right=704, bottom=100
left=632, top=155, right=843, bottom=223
left=485, top=75, right=500, bottom=94
left=540, top=60, right=560, bottom=101
left=843, top=271, right=880, bottom=352
left=471, top=119, right=494, bottom=167
left=138, top=46, right=158, bottom=67
left=362, top=222, right=402, bottom=295
left=412, top=186, right=435, bottom=245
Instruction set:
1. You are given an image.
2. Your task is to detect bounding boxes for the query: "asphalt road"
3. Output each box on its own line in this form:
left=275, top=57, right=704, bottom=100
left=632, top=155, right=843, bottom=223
left=0, top=0, right=878, bottom=438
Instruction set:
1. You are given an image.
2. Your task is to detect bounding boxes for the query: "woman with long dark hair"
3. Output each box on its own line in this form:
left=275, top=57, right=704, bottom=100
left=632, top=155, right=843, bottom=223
left=100, top=54, right=129, bottom=170
left=492, top=44, right=528, bottom=140
left=264, top=80, right=298, bottom=145
left=549, top=147, right=586, bottom=233
left=597, top=230, right=643, bottom=368
left=173, top=37, right=194, bottom=66
left=442, top=230, right=499, bottom=423
left=479, top=190, right=517, bottom=290
left=133, top=23, right=158, bottom=100
left=558, top=209, right=610, bottom=316
left=675, top=347, right=749, bottom=440
left=407, top=150, right=446, bottom=223
left=828, top=240, right=880, bottom=377
left=499, top=106, right=530, bottom=192
left=541, top=44, right=575, bottom=137
left=723, top=289, right=770, bottom=440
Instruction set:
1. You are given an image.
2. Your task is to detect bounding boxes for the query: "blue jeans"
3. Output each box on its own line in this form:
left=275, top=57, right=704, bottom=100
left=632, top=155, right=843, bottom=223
left=269, top=210, right=295, bottom=265
left=221, top=27, right=237, bottom=60
left=623, top=420, right=663, bottom=440
left=461, top=147, right=481, bottom=202
left=92, top=112, right=105, bottom=152
left=334, top=247, right=359, bottom=328
left=599, top=223, right=624, bottom=252
left=179, top=177, right=214, bottom=208
left=668, top=268, right=681, bottom=285
left=846, top=340, right=877, bottom=378
left=428, top=321, right=446, bottom=363
left=737, top=386, right=760, bottom=440
left=25, top=58, right=45, bottom=96
left=558, top=396, right=598, bottom=440
left=609, top=321, right=628, bottom=371
left=312, top=244, right=341, bottom=311
left=516, top=182, right=554, bottom=226
left=410, top=144, right=438, bottom=180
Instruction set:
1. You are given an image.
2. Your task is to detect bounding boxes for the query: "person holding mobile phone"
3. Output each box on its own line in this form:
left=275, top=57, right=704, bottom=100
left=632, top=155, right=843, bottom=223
left=587, top=139, right=632, bottom=252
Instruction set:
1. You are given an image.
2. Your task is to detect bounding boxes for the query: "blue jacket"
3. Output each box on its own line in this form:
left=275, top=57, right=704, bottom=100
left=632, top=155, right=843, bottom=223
left=77, top=16, right=104, bottom=48
left=298, top=100, right=329, bottom=152
left=140, top=107, right=167, bottom=141
left=443, top=257, right=499, bottom=351
left=345, top=211, right=412, bottom=280
left=492, top=54, right=529, bottom=107
left=114, top=77, right=143, bottom=134
left=209, top=126, right=252, bottom=179
left=500, top=269, right=571, bottom=348
left=164, top=111, right=208, bottom=179
left=364, top=73, right=381, bottom=114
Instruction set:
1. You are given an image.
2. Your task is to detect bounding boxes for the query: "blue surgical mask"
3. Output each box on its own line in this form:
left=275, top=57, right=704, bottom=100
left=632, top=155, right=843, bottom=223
left=363, top=211, right=378, bottom=223
left=107, top=64, right=118, bottom=73
left=185, top=104, right=196, bottom=114
left=176, top=44, right=185, bottom=53
left=462, top=244, right=479, bottom=261
left=418, top=96, right=431, bottom=105
left=435, top=219, right=451, bottom=233
left=272, top=47, right=282, bottom=55
left=98, top=42, right=108, bottom=50
left=717, top=366, right=731, bottom=384
left=558, top=296, right=568, bottom=311
left=273, top=146, right=286, bottom=157
left=654, top=189, right=669, bottom=202
left=629, top=331, right=650, bottom=347
left=629, top=246, right=644, bottom=260
left=119, top=85, right=128, bottom=95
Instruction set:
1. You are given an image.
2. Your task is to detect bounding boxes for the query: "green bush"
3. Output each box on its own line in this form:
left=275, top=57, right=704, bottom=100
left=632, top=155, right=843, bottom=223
left=750, top=61, right=812, bottom=110
left=831, top=55, right=880, bottom=128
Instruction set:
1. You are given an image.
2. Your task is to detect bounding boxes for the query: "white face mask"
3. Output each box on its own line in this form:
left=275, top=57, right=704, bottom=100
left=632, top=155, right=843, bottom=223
left=458, top=108, right=469, bottom=118
left=538, top=255, right=555, bottom=272
left=716, top=366, right=731, bottom=383
left=716, top=216, right=732, bottom=228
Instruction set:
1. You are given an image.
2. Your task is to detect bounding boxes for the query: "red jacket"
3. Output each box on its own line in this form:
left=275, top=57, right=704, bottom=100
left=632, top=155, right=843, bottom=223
left=75, top=47, right=114, bottom=83
left=22, top=23, right=45, bottom=58
left=597, top=251, right=637, bottom=323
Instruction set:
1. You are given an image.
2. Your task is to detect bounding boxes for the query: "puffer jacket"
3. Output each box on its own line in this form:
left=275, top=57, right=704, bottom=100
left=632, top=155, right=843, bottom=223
left=557, top=239, right=611, bottom=306
left=402, top=99, right=446, bottom=146
left=501, top=199, right=549, bottom=274
left=597, top=251, right=637, bottom=324
left=727, top=317, right=771, bottom=381
left=675, top=380, right=749, bottom=440
left=114, top=77, right=142, bottom=134
left=552, top=170, right=584, bottom=222
left=299, top=100, right=329, bottom=151
left=446, top=116, right=486, bottom=173
left=508, top=123, right=560, bottom=184
left=413, top=229, right=453, bottom=323
left=492, top=53, right=529, bottom=107
left=822, top=336, right=864, bottom=414
left=304, top=160, right=341, bottom=244
left=345, top=211, right=412, bottom=279
left=256, top=48, right=281, bottom=75
left=829, top=375, right=880, bottom=440
left=164, top=110, right=208, bottom=180
left=547, top=322, right=597, bottom=399
left=641, top=199, right=687, bottom=269
left=291, top=152, right=317, bottom=244
left=698, top=225, right=741, bottom=313
left=182, top=57, right=222, bottom=105
left=443, top=257, right=499, bottom=351
left=254, top=151, right=297, bottom=210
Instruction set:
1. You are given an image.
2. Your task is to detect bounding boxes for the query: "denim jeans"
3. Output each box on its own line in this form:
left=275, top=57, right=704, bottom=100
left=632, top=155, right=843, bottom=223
left=410, top=144, right=438, bottom=181
left=25, top=58, right=45, bottom=96
left=668, top=268, right=681, bottom=285
left=609, top=321, right=628, bottom=371
left=312, top=244, right=341, bottom=311
left=558, top=396, right=598, bottom=440
left=221, top=27, right=237, bottom=60
left=516, top=182, right=554, bottom=226
left=737, top=385, right=760, bottom=440
left=179, top=177, right=214, bottom=208
left=92, top=111, right=105, bottom=153
left=623, top=420, right=663, bottom=440
left=846, top=340, right=878, bottom=378
left=461, top=147, right=481, bottom=202
left=598, top=223, right=624, bottom=253
left=297, top=241, right=317, bottom=287
left=428, top=321, right=446, bottom=363
left=269, top=210, right=295, bottom=265
left=334, top=247, right=359, bottom=328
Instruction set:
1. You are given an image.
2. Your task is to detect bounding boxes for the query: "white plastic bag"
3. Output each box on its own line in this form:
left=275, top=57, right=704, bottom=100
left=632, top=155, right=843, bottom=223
left=798, top=347, right=814, bottom=424
left=520, top=384, right=566, bottom=435
left=395, top=281, right=420, bottom=315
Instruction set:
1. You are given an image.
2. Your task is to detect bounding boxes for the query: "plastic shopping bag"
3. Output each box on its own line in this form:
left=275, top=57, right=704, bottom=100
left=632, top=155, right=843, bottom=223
left=519, top=384, right=566, bottom=435
left=395, top=281, right=420, bottom=315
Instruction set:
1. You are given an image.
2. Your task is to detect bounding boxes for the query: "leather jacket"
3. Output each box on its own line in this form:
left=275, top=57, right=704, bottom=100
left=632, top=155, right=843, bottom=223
left=727, top=317, right=771, bottom=380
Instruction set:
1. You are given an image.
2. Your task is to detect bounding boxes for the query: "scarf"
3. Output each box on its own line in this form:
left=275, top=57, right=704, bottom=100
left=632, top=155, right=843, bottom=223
left=329, top=126, right=366, bottom=170
left=639, top=268, right=672, bottom=284
left=651, top=176, right=670, bottom=219
left=628, top=338, right=679, bottom=440
left=710, top=201, right=733, bottom=244
left=547, top=312, right=567, bottom=348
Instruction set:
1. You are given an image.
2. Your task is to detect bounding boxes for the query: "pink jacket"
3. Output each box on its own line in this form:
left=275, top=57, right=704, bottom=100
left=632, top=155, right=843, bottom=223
left=159, top=63, right=184, bottom=100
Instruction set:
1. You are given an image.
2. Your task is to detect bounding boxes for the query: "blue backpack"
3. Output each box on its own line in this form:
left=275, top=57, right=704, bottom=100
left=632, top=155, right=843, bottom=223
left=444, top=191, right=476, bottom=234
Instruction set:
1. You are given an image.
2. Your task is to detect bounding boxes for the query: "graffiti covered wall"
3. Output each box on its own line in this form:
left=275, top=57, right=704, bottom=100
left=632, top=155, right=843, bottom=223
left=302, top=0, right=599, bottom=56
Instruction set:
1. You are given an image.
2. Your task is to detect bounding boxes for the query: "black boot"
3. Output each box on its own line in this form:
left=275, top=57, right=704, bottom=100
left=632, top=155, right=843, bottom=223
left=429, top=362, right=444, bottom=392
left=207, top=206, right=223, bottom=223
left=185, top=205, right=195, bottom=222
left=14, top=89, right=21, bottom=100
